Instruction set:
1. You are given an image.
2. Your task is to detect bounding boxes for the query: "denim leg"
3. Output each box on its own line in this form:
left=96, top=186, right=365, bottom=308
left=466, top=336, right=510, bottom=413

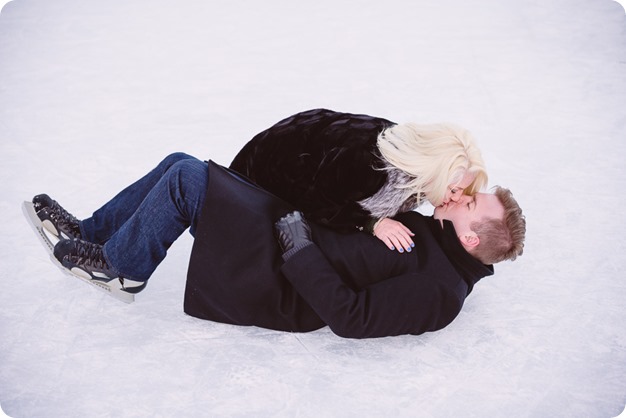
left=80, top=152, right=199, bottom=244
left=101, top=158, right=209, bottom=281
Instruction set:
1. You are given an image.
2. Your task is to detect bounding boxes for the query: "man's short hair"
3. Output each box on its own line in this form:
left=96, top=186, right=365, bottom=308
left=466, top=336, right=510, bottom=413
left=470, top=186, right=526, bottom=265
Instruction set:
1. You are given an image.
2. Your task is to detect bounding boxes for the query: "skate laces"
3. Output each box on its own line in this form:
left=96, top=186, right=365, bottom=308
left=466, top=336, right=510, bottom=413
left=48, top=202, right=82, bottom=236
left=72, top=240, right=110, bottom=272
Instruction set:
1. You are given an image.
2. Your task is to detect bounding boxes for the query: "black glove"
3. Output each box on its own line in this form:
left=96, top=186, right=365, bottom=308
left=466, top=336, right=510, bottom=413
left=274, top=211, right=313, bottom=260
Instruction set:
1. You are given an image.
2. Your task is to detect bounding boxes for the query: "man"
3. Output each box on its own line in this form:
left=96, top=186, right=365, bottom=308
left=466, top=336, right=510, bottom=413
left=31, top=153, right=525, bottom=339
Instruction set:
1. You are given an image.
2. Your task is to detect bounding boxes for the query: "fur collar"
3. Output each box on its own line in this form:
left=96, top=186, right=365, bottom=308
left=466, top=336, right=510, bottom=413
left=358, top=162, right=420, bottom=219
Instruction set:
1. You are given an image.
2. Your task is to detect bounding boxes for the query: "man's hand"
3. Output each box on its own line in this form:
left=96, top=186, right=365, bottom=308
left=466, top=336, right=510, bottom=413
left=275, top=211, right=313, bottom=260
left=373, top=218, right=415, bottom=253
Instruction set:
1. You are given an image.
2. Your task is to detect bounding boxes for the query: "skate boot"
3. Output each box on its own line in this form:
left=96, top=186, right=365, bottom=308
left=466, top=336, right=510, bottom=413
left=32, top=194, right=82, bottom=240
left=54, top=239, right=147, bottom=294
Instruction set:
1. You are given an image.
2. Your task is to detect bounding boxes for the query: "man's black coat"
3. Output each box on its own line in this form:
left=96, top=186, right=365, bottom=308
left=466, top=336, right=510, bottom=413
left=184, top=162, right=493, bottom=339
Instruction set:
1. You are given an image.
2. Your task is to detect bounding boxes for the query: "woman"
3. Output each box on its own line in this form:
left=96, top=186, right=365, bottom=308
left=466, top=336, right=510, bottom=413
left=230, top=108, right=488, bottom=253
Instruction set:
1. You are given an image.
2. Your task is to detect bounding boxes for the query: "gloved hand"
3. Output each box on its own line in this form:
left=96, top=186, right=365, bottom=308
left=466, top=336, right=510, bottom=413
left=274, top=211, right=313, bottom=260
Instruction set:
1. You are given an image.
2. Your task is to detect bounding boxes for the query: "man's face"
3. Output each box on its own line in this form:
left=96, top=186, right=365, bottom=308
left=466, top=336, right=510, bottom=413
left=434, top=192, right=504, bottom=249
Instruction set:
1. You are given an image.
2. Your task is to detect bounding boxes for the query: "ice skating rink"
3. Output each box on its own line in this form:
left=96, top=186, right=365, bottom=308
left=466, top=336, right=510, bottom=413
left=1, top=0, right=625, bottom=417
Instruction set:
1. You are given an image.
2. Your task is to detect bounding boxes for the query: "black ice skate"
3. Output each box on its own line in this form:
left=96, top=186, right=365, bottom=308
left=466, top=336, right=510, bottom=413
left=32, top=194, right=82, bottom=240
left=53, top=239, right=146, bottom=294
left=23, top=200, right=140, bottom=303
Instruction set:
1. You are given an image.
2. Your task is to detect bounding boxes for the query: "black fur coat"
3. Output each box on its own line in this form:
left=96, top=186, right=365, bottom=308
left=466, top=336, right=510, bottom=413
left=229, top=108, right=396, bottom=232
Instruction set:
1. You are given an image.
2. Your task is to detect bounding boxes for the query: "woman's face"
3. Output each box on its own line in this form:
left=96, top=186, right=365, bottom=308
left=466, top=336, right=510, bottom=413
left=442, top=172, right=475, bottom=204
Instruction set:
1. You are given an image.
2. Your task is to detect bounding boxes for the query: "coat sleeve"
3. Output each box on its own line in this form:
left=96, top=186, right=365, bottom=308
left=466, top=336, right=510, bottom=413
left=280, top=244, right=466, bottom=339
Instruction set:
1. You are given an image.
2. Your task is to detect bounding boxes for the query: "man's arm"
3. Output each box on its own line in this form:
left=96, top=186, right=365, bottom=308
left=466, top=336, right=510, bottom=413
left=280, top=244, right=465, bottom=339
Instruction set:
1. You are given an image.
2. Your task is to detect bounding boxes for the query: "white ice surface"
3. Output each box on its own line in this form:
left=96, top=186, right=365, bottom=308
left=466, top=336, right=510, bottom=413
left=1, top=0, right=625, bottom=417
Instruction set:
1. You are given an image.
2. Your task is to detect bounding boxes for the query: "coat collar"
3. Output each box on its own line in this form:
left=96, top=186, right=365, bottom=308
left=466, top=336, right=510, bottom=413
left=427, top=217, right=494, bottom=294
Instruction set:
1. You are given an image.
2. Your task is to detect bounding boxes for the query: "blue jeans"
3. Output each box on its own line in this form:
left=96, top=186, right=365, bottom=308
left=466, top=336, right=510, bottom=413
left=79, top=153, right=208, bottom=281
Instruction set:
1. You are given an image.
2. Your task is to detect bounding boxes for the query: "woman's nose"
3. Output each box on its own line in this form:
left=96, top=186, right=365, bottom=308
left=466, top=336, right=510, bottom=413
left=453, top=194, right=470, bottom=204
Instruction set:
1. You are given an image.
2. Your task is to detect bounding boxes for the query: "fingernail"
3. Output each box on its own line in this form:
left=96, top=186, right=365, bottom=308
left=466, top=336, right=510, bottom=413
left=399, top=248, right=404, bottom=253
left=411, top=243, right=415, bottom=247
left=390, top=246, right=395, bottom=250
left=406, top=247, right=411, bottom=252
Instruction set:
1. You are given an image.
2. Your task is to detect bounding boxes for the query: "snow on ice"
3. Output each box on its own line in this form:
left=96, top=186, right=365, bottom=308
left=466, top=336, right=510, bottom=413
left=1, top=0, right=625, bottom=417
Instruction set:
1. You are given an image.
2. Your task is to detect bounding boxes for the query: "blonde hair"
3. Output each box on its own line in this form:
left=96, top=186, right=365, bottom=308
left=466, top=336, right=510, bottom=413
left=377, top=122, right=488, bottom=207
left=471, top=186, right=526, bottom=264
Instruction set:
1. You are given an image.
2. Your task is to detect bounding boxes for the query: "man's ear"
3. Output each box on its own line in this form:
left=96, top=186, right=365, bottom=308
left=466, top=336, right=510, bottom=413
left=458, top=231, right=480, bottom=249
